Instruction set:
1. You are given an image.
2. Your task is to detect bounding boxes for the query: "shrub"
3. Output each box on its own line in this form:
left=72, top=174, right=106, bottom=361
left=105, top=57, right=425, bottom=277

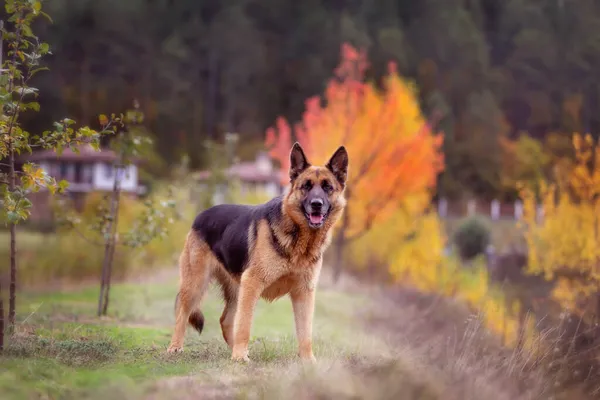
left=453, top=216, right=491, bottom=261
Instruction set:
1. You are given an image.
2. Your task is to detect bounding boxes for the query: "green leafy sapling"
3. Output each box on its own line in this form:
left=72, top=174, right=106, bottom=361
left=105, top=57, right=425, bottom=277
left=0, top=0, right=114, bottom=347
left=56, top=105, right=180, bottom=316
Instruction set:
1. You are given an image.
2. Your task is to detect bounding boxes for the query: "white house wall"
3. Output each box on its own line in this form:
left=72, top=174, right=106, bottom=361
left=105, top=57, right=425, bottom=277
left=93, top=162, right=138, bottom=192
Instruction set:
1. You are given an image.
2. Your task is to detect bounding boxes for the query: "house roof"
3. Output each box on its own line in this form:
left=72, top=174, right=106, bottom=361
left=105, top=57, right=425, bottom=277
left=194, top=160, right=283, bottom=184
left=18, top=144, right=138, bottom=163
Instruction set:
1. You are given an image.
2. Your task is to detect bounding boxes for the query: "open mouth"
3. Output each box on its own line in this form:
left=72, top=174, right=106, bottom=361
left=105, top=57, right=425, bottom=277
left=305, top=212, right=327, bottom=228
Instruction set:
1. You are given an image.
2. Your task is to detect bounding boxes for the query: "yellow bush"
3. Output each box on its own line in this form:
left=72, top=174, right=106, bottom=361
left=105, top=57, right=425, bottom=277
left=348, top=203, right=530, bottom=348
left=520, top=133, right=600, bottom=317
left=388, top=212, right=447, bottom=291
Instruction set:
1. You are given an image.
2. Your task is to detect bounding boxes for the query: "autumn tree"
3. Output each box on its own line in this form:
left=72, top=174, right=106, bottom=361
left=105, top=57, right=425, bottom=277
left=520, top=133, right=600, bottom=321
left=266, top=43, right=444, bottom=281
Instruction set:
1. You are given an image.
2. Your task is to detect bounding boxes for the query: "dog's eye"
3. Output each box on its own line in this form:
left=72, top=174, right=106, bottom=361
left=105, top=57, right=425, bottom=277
left=322, top=180, right=332, bottom=193
left=302, top=180, right=313, bottom=191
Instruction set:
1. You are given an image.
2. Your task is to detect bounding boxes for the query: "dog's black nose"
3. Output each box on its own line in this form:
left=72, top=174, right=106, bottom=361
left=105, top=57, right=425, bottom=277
left=310, top=198, right=324, bottom=209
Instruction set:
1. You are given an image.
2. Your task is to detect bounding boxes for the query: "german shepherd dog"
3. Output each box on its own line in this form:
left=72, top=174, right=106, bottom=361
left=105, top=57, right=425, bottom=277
left=167, top=142, right=349, bottom=362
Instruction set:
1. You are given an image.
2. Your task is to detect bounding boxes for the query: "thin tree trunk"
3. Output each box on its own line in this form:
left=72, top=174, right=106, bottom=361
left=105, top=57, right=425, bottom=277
left=191, top=87, right=202, bottom=151
left=0, top=18, right=5, bottom=350
left=332, top=232, right=345, bottom=284
left=97, top=149, right=124, bottom=316
left=0, top=280, right=4, bottom=351
left=332, top=209, right=349, bottom=284
left=97, top=228, right=111, bottom=316
left=97, top=222, right=112, bottom=316
left=80, top=55, right=90, bottom=125
left=206, top=49, right=218, bottom=139
left=102, top=177, right=122, bottom=316
left=8, top=224, right=16, bottom=329
left=331, top=53, right=358, bottom=285
left=8, top=137, right=16, bottom=331
left=143, top=40, right=153, bottom=122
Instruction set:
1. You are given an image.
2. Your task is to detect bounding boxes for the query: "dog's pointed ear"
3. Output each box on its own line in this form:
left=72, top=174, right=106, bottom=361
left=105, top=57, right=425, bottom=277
left=326, top=146, right=349, bottom=186
left=289, top=142, right=310, bottom=182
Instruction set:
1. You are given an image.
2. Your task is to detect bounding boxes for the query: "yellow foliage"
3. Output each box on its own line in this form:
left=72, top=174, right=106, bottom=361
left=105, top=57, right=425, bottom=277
left=520, top=133, right=600, bottom=316
left=350, top=206, right=530, bottom=348
left=388, top=212, right=447, bottom=292
left=347, top=196, right=442, bottom=271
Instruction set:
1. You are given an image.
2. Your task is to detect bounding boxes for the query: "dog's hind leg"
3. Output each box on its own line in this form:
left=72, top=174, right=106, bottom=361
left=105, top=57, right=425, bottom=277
left=167, top=233, right=211, bottom=353
left=216, top=271, right=238, bottom=348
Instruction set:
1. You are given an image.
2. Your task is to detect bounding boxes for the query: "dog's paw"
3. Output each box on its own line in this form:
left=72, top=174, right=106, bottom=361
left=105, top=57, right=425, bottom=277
left=167, top=345, right=183, bottom=354
left=231, top=348, right=250, bottom=363
left=300, top=354, right=317, bottom=364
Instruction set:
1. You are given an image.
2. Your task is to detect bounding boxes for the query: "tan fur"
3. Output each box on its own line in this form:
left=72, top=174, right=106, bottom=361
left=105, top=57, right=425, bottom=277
left=167, top=159, right=347, bottom=363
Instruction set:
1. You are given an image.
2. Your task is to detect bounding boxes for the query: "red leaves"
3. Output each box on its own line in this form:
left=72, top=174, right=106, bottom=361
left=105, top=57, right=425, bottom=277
left=265, top=117, right=292, bottom=185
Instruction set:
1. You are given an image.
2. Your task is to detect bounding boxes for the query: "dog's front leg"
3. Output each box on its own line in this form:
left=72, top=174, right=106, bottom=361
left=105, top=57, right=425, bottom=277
left=231, top=273, right=265, bottom=362
left=290, top=286, right=317, bottom=363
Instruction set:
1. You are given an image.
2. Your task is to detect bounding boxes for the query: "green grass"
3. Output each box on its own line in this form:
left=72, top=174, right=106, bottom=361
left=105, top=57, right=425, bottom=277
left=0, top=230, right=47, bottom=251
left=1, top=272, right=381, bottom=400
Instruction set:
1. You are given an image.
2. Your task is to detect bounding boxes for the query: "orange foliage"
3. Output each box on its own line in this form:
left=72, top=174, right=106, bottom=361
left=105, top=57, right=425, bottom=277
left=265, top=43, right=444, bottom=240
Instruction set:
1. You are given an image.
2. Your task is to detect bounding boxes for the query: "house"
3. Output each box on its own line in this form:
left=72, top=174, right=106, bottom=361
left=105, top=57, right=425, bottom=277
left=17, top=144, right=145, bottom=223
left=193, top=151, right=284, bottom=205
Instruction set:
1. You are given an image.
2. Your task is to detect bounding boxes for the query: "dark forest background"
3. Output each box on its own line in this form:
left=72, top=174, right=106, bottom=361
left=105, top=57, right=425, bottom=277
left=10, top=0, right=600, bottom=200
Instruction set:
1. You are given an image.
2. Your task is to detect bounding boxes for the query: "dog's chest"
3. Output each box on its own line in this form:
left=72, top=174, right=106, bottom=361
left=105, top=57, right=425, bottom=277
left=260, top=264, right=319, bottom=302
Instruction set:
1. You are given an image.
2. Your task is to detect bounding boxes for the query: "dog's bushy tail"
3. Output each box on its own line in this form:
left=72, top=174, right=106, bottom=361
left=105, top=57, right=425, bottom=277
left=174, top=292, right=205, bottom=335
left=188, top=309, right=205, bottom=334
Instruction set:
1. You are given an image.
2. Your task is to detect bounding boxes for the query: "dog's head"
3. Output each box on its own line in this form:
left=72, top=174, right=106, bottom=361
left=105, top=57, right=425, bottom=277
left=285, top=142, right=349, bottom=230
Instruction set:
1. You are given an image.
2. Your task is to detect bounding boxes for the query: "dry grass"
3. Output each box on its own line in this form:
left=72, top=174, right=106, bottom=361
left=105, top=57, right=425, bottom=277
left=318, top=270, right=586, bottom=400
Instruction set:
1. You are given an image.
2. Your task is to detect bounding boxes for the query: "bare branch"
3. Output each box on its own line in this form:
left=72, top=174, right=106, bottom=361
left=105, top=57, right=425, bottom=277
left=30, top=135, right=96, bottom=149
left=62, top=222, right=106, bottom=247
left=345, top=223, right=372, bottom=243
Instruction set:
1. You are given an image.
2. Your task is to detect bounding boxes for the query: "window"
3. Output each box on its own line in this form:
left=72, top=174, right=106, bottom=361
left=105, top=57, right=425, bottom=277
left=74, top=162, right=83, bottom=183
left=82, top=164, right=93, bottom=184
left=115, top=168, right=125, bottom=181
left=104, top=162, right=114, bottom=178
left=59, top=162, right=69, bottom=179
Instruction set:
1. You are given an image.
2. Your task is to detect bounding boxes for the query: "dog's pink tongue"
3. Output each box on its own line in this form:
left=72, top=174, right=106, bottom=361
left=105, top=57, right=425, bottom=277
left=310, top=214, right=324, bottom=224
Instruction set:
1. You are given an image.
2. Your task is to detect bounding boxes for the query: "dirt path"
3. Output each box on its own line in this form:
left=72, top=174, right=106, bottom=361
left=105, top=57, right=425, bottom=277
left=134, top=269, right=555, bottom=400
